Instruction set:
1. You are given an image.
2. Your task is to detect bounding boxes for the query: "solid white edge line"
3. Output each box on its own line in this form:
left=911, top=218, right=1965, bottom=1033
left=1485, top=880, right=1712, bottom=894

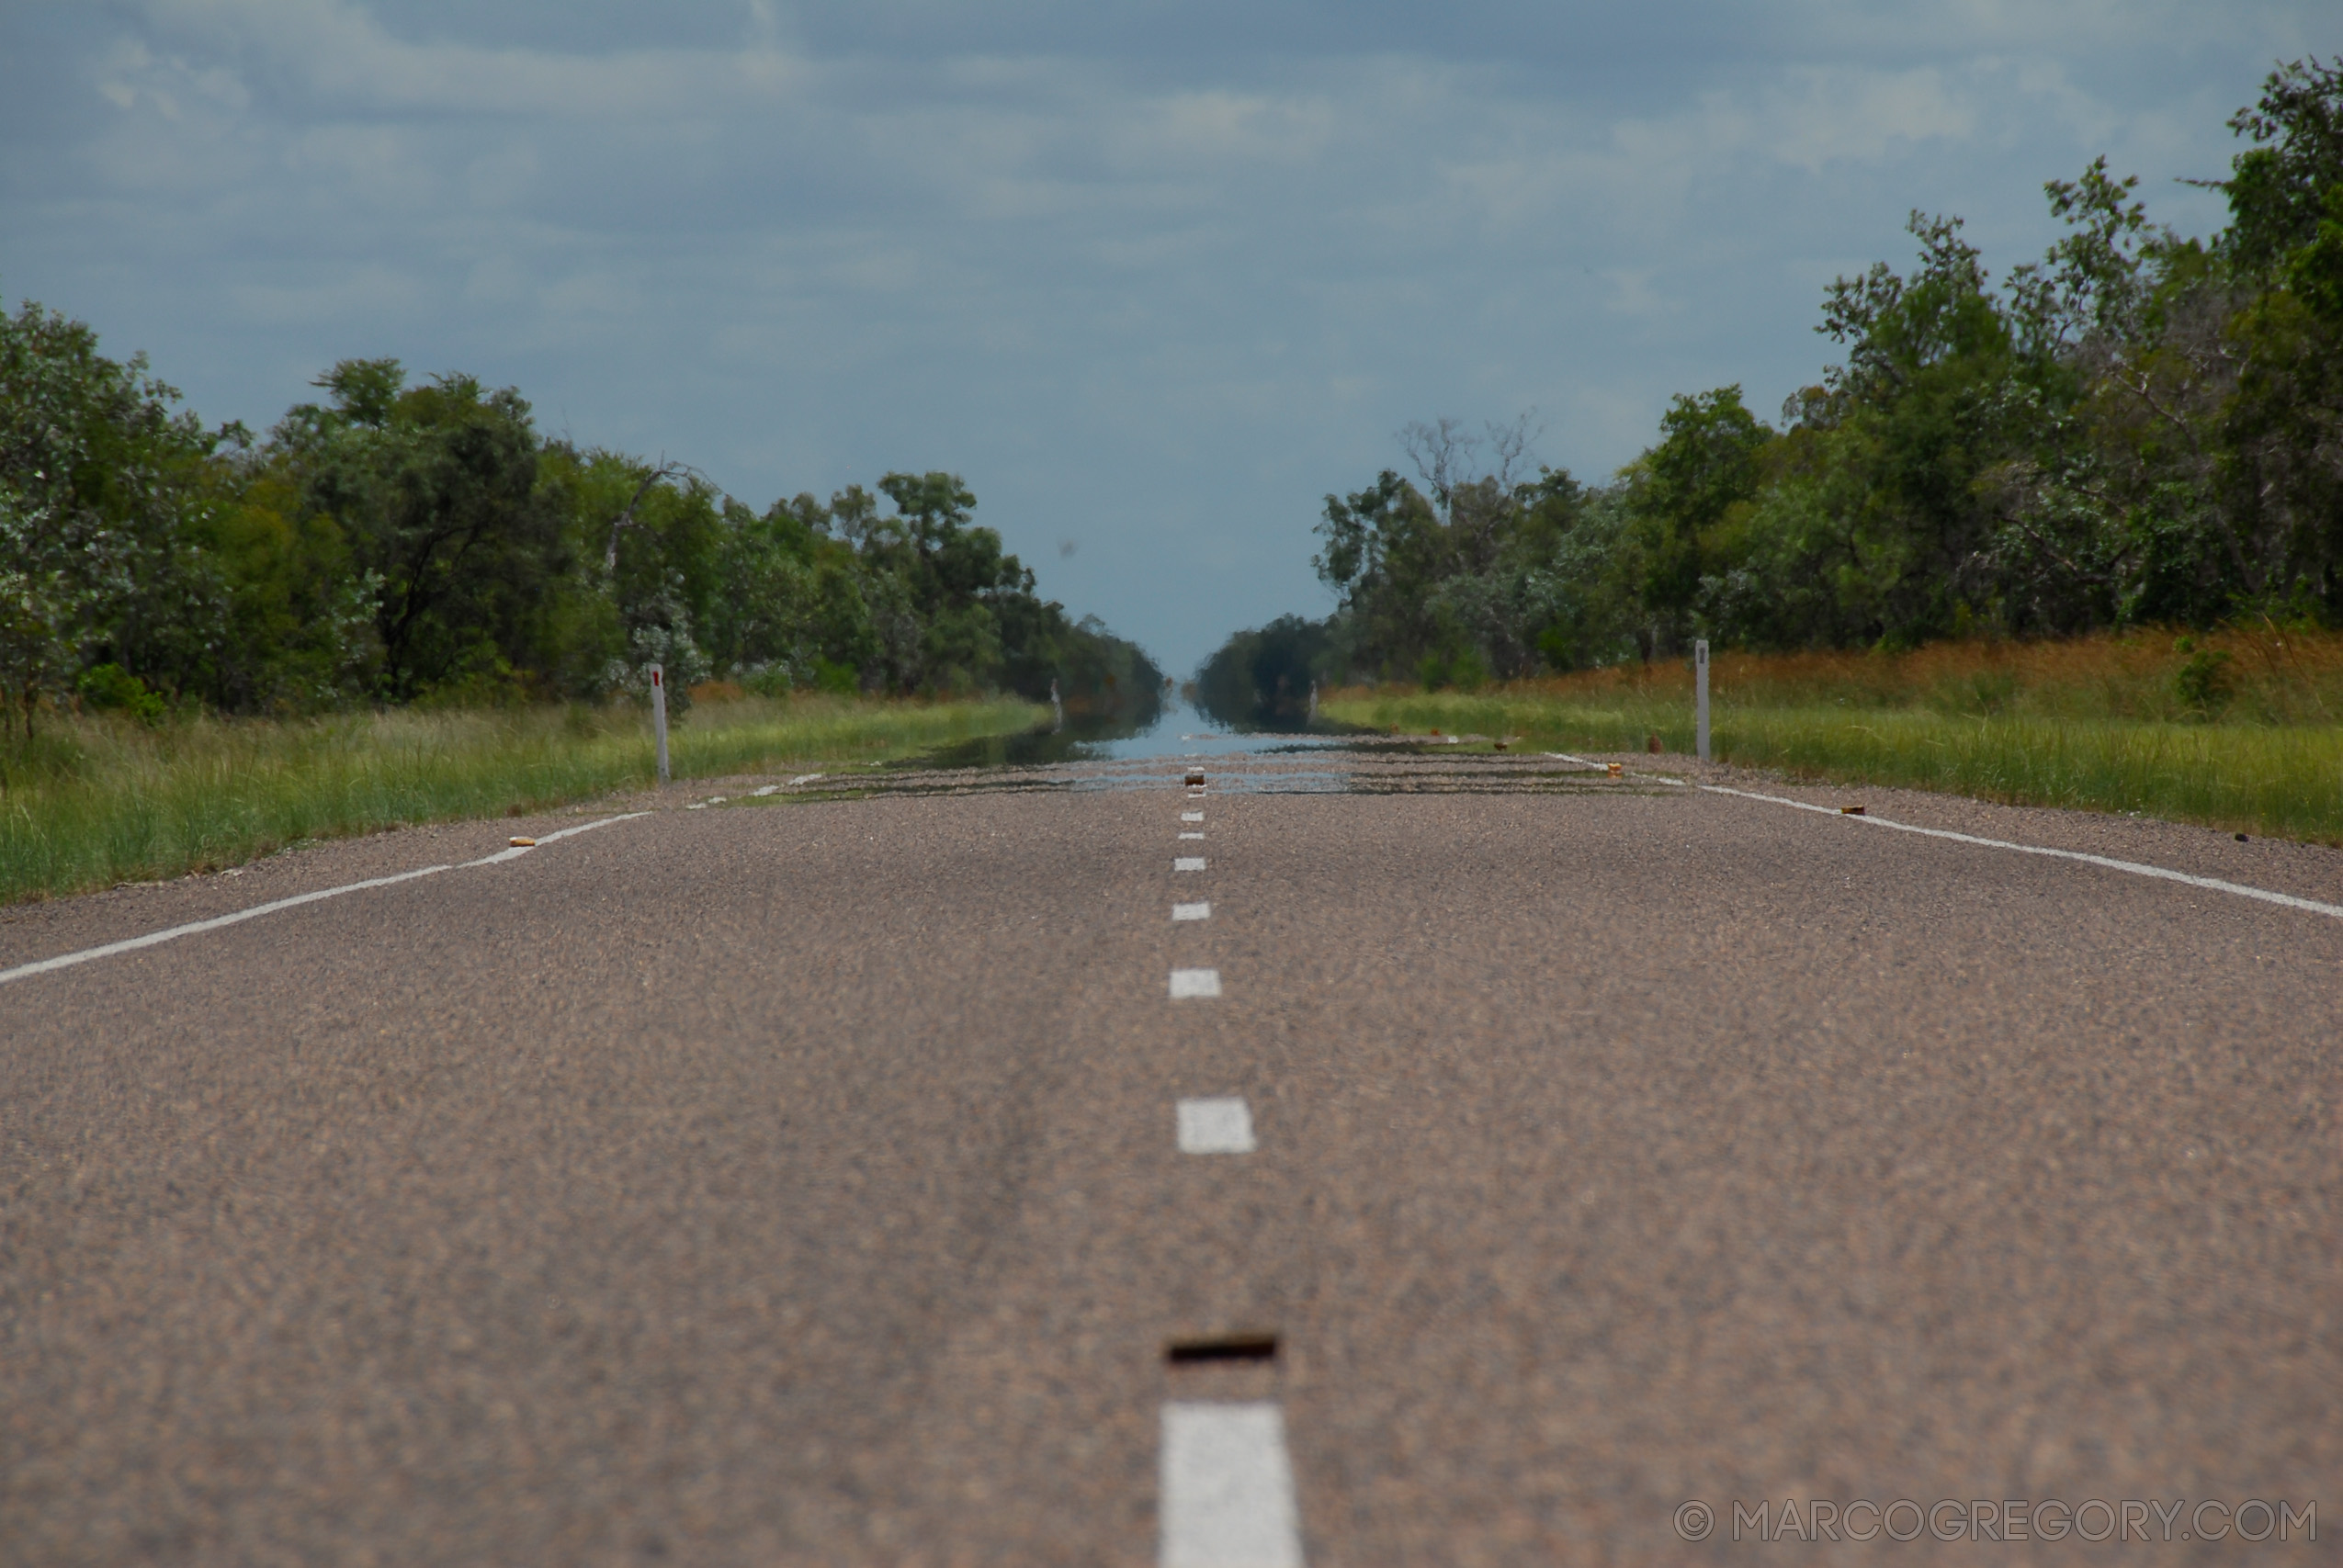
left=0, top=865, right=453, bottom=986
left=1699, top=784, right=2343, bottom=921
left=0, top=812, right=654, bottom=987
left=536, top=811, right=650, bottom=843
left=1160, top=1402, right=1305, bottom=1568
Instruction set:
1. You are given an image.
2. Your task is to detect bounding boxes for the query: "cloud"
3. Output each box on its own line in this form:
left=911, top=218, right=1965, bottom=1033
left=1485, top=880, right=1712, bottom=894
left=229, top=261, right=423, bottom=324
left=135, top=0, right=809, bottom=117
left=7, top=0, right=2330, bottom=674
left=1751, top=66, right=1977, bottom=172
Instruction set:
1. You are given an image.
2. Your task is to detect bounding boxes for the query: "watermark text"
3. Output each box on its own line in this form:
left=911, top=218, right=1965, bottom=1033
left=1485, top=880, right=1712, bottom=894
left=1671, top=1497, right=2315, bottom=1544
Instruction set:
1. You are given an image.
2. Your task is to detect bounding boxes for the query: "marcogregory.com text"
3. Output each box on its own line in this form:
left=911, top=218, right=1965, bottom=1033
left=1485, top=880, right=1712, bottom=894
left=1672, top=1497, right=2315, bottom=1544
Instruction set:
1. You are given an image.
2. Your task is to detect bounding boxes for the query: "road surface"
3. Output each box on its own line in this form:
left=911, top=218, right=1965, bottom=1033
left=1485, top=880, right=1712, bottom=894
left=3, top=747, right=2337, bottom=1562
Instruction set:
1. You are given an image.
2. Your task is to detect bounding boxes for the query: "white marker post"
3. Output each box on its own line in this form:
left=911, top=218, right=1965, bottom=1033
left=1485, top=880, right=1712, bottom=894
left=650, top=661, right=672, bottom=784
left=1693, top=639, right=1711, bottom=762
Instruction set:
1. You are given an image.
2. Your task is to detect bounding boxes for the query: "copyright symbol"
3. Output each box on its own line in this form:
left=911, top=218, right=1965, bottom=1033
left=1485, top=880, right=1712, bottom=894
left=1675, top=1500, right=1715, bottom=1540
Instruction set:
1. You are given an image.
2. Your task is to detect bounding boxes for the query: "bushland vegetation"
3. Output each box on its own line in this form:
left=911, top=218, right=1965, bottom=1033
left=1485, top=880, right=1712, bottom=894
left=0, top=693, right=1038, bottom=905
left=0, top=334, right=1160, bottom=738
left=1322, top=629, right=2343, bottom=842
left=1205, top=61, right=2343, bottom=725
left=0, top=297, right=1155, bottom=896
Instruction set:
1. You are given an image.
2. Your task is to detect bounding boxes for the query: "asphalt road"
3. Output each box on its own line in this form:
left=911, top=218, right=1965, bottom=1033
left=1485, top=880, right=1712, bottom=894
left=3, top=748, right=2337, bottom=1564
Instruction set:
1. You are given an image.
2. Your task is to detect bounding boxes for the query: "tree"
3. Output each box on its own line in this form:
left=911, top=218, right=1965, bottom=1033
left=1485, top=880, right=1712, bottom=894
left=1620, top=387, right=1773, bottom=649
left=0, top=298, right=222, bottom=735
left=276, top=361, right=569, bottom=700
left=1195, top=615, right=1336, bottom=727
left=2212, top=59, right=2343, bottom=618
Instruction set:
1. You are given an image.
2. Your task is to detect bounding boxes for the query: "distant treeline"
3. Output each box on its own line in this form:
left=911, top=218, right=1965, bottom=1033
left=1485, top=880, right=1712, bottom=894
left=0, top=339, right=1160, bottom=733
left=1203, top=60, right=2343, bottom=726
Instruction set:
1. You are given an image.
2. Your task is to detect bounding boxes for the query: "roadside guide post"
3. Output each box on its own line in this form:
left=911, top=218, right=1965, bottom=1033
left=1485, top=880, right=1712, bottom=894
left=650, top=662, right=672, bottom=784
left=1694, top=639, right=1711, bottom=762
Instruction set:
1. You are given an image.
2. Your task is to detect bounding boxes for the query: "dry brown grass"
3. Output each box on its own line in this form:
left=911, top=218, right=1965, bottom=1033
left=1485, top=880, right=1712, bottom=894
left=1422, top=625, right=2343, bottom=725
left=1321, top=628, right=2343, bottom=842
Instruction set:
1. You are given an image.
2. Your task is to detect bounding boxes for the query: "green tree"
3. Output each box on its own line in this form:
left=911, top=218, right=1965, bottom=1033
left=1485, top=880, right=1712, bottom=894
left=2212, top=59, right=2343, bottom=617
left=0, top=298, right=225, bottom=734
left=276, top=360, right=569, bottom=700
left=1620, top=386, right=1772, bottom=651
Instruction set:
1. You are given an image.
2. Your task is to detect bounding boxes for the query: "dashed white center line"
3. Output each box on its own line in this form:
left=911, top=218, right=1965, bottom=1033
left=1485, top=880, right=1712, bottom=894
left=1169, top=968, right=1221, bottom=999
left=1179, top=831, right=1205, bottom=840
left=1176, top=1098, right=1255, bottom=1154
left=1174, top=857, right=1206, bottom=873
left=1160, top=1403, right=1306, bottom=1568
left=1181, top=811, right=1204, bottom=822
left=1172, top=901, right=1211, bottom=921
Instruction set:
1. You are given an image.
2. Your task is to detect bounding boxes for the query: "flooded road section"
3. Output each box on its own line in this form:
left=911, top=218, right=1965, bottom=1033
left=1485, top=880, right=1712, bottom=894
left=744, top=697, right=1667, bottom=802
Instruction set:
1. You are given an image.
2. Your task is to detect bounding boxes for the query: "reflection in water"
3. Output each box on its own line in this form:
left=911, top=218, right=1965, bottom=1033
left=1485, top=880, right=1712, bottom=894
left=894, top=694, right=1351, bottom=771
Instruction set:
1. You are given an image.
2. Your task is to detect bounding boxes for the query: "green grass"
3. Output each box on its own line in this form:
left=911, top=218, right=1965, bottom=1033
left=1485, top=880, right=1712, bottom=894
left=0, top=694, right=1043, bottom=904
left=1325, top=669, right=2343, bottom=845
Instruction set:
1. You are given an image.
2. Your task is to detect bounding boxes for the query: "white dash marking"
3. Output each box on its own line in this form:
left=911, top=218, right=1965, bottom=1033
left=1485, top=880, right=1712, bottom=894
left=1179, top=831, right=1205, bottom=840
left=751, top=784, right=779, bottom=796
left=1176, top=1098, right=1255, bottom=1154
left=1169, top=968, right=1222, bottom=999
left=1181, top=811, right=1204, bottom=822
left=1172, top=901, right=1211, bottom=921
left=787, top=773, right=824, bottom=786
left=1160, top=1403, right=1305, bottom=1568
left=1174, top=857, right=1206, bottom=873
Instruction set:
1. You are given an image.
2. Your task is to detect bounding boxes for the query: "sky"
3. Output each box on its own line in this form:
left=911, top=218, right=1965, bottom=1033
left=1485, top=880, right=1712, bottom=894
left=1, top=2, right=2330, bottom=675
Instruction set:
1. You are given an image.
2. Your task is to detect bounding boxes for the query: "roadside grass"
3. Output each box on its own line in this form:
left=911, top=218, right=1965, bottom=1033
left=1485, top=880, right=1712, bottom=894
left=0, top=694, right=1043, bottom=904
left=1321, top=628, right=2343, bottom=843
